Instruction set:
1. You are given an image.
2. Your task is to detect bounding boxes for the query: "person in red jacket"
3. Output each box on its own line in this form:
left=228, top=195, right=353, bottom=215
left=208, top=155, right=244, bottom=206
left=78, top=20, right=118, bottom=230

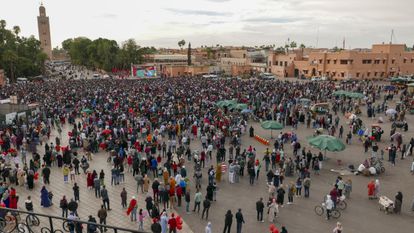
left=126, top=196, right=137, bottom=221
left=168, top=213, right=177, bottom=233
left=176, top=186, right=183, bottom=207
left=367, top=180, right=375, bottom=199
left=9, top=187, right=18, bottom=209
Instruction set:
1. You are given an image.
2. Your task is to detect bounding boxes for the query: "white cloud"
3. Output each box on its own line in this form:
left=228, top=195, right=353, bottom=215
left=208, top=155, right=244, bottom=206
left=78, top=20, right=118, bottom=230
left=0, top=0, right=413, bottom=49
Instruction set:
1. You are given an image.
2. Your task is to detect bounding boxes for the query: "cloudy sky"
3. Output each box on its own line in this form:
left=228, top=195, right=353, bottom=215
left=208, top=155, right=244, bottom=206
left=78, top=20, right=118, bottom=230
left=1, top=0, right=413, bottom=49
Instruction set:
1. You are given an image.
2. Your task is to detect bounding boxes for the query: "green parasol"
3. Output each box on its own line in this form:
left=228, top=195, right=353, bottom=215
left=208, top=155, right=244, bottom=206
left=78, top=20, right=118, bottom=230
left=261, top=120, right=284, bottom=138
left=307, top=135, right=345, bottom=152
left=346, top=92, right=365, bottom=99
left=82, top=108, right=93, bottom=114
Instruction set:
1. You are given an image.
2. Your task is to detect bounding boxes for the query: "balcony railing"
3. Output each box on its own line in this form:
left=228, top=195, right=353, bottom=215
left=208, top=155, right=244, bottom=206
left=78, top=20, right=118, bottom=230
left=0, top=207, right=147, bottom=233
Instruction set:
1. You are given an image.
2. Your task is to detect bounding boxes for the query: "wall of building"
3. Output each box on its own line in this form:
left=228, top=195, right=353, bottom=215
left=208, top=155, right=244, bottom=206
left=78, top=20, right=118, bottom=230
left=162, top=65, right=210, bottom=77
left=273, top=44, right=414, bottom=80
left=220, top=57, right=247, bottom=66
left=229, top=49, right=247, bottom=59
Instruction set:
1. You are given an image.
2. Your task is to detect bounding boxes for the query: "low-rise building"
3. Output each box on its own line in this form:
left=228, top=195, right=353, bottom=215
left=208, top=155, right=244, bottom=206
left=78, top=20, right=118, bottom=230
left=268, top=44, right=414, bottom=79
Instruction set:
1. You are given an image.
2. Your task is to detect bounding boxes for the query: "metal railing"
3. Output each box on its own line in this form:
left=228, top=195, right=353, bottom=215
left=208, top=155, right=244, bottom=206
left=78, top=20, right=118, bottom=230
left=0, top=207, right=147, bottom=233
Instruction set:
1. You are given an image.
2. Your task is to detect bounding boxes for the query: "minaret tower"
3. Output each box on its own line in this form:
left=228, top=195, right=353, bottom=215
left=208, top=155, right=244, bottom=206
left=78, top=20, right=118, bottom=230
left=37, top=2, right=52, bottom=59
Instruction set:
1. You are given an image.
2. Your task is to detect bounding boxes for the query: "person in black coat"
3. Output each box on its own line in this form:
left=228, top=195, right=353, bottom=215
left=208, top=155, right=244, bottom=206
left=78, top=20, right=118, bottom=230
left=206, top=184, right=214, bottom=201
left=277, top=186, right=286, bottom=206
left=235, top=209, right=245, bottom=233
left=249, top=126, right=254, bottom=137
left=223, top=210, right=233, bottom=233
left=201, top=197, right=211, bottom=220
left=256, top=197, right=264, bottom=222
left=151, top=218, right=162, bottom=233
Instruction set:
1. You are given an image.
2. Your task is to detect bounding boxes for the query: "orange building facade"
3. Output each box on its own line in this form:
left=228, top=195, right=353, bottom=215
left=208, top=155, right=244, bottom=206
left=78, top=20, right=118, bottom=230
left=269, top=44, right=414, bottom=80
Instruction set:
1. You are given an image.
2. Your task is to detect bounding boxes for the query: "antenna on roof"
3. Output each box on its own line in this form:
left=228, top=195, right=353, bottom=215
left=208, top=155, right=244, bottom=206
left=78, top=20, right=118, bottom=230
left=316, top=26, right=320, bottom=48
left=390, top=29, right=395, bottom=44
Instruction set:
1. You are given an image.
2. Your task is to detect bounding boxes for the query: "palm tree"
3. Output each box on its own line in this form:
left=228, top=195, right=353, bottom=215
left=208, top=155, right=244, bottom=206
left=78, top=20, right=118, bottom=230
left=13, top=26, right=20, bottom=36
left=290, top=41, right=297, bottom=50
left=3, top=50, right=18, bottom=83
left=284, top=44, right=290, bottom=53
left=178, top=40, right=186, bottom=49
left=0, top=20, right=6, bottom=30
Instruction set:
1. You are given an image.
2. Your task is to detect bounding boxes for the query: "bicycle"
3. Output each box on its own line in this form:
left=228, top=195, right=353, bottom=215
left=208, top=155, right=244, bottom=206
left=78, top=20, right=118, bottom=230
left=323, top=195, right=347, bottom=210
left=314, top=203, right=341, bottom=219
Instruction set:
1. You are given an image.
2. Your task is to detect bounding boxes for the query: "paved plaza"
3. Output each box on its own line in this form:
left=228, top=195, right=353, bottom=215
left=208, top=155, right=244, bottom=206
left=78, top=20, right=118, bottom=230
left=8, top=94, right=414, bottom=233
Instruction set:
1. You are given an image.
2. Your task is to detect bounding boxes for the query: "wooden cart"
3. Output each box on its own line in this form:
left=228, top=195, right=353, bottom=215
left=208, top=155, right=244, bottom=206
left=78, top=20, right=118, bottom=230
left=379, top=196, right=394, bottom=214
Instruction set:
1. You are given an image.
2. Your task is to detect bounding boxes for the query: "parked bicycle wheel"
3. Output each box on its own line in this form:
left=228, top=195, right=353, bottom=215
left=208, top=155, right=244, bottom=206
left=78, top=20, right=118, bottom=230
left=314, top=205, right=324, bottom=216
left=26, top=214, right=40, bottom=226
left=331, top=209, right=341, bottom=219
left=338, top=201, right=347, bottom=210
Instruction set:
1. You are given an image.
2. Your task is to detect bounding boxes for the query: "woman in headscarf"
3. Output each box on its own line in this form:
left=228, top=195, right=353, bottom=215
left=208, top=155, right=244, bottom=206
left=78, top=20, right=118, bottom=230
left=374, top=179, right=380, bottom=198
left=40, top=186, right=51, bottom=207
left=205, top=222, right=212, bottom=233
left=268, top=198, right=279, bottom=222
left=394, top=191, right=403, bottom=214
left=160, top=211, right=168, bottom=233
left=27, top=170, right=35, bottom=190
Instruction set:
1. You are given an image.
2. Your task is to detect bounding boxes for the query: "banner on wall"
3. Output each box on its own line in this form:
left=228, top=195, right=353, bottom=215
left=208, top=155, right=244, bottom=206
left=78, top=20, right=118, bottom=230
left=5, top=112, right=17, bottom=124
left=131, top=65, right=157, bottom=78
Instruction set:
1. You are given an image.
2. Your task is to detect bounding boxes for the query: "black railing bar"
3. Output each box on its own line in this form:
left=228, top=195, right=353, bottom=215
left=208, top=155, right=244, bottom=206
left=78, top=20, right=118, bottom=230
left=0, top=207, right=148, bottom=233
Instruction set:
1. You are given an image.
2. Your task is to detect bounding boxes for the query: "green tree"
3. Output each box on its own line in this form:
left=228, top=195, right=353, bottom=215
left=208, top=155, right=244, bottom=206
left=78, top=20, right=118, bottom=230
left=2, top=50, right=18, bottom=82
left=178, top=39, right=186, bottom=49
left=290, top=41, right=297, bottom=50
left=12, top=26, right=20, bottom=36
left=0, top=19, right=46, bottom=83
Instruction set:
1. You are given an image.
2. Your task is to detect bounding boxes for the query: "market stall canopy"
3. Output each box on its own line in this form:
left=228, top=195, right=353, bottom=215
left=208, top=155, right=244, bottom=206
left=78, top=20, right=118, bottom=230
left=233, top=103, right=248, bottom=110
left=261, top=120, right=284, bottom=130
left=307, top=135, right=346, bottom=152
left=346, top=92, right=365, bottom=99
left=333, top=90, right=349, bottom=96
left=216, top=100, right=237, bottom=108
left=82, top=108, right=93, bottom=114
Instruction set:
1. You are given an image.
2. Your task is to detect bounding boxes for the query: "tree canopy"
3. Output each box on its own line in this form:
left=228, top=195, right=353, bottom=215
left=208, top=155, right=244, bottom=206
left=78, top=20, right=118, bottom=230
left=62, top=37, right=157, bottom=71
left=0, top=19, right=47, bottom=83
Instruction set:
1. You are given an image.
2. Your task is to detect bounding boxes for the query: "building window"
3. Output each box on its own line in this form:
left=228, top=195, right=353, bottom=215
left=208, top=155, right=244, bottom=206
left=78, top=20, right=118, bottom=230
left=319, top=59, right=322, bottom=64
left=333, top=60, right=337, bottom=64
left=356, top=72, right=360, bottom=78
left=381, top=72, right=384, bottom=77
left=341, top=72, right=345, bottom=77
left=374, top=60, right=380, bottom=64
left=383, top=60, right=386, bottom=64
left=374, top=72, right=378, bottom=77
left=403, top=59, right=407, bottom=63
left=284, top=61, right=288, bottom=67
left=411, top=59, right=414, bottom=63
left=332, top=72, right=336, bottom=76
left=367, top=72, right=370, bottom=77
left=362, top=59, right=372, bottom=64
left=340, top=60, right=348, bottom=65
left=392, top=59, right=395, bottom=64
left=327, top=60, right=330, bottom=64
left=280, top=63, right=283, bottom=67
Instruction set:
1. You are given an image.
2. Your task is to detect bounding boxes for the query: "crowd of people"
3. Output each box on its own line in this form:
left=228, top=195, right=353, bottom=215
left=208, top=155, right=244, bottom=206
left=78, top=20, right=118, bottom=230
left=0, top=75, right=413, bottom=233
